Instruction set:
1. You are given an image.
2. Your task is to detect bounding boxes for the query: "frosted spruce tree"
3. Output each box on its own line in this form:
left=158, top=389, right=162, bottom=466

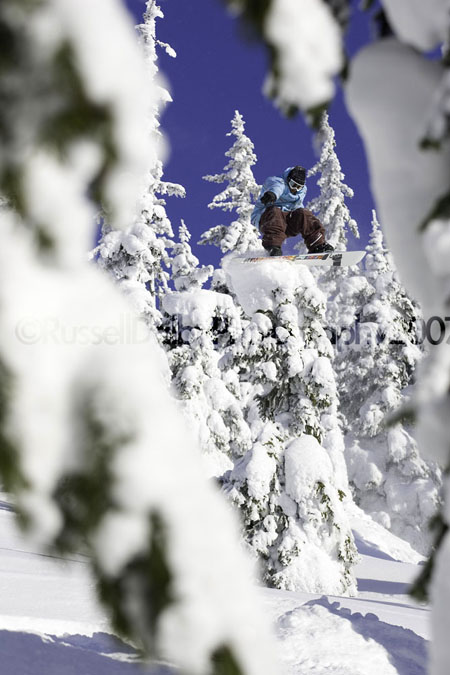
left=307, top=112, right=359, bottom=250
left=305, top=112, right=360, bottom=328
left=221, top=258, right=358, bottom=594
left=0, top=2, right=281, bottom=673
left=161, top=222, right=252, bottom=476
left=338, top=212, right=440, bottom=554
left=200, top=110, right=261, bottom=254
left=170, top=220, right=213, bottom=291
left=94, top=0, right=184, bottom=331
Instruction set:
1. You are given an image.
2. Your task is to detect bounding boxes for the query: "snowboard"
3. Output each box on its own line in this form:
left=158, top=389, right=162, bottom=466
left=234, top=250, right=365, bottom=268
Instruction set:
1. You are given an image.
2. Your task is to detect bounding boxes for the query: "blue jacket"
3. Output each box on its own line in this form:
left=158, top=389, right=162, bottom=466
left=251, top=167, right=307, bottom=227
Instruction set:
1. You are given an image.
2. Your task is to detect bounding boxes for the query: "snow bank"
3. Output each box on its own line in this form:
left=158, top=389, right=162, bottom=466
left=277, top=603, right=398, bottom=674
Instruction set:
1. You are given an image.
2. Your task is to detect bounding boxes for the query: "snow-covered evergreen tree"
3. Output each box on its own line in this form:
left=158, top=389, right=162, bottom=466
left=162, top=288, right=252, bottom=478
left=94, top=1, right=185, bottom=330
left=303, top=112, right=360, bottom=329
left=337, top=212, right=440, bottom=553
left=225, top=2, right=450, bottom=670
left=221, top=259, right=358, bottom=594
left=337, top=212, right=422, bottom=435
left=161, top=226, right=252, bottom=477
left=200, top=110, right=261, bottom=253
left=0, top=3, right=281, bottom=672
left=307, top=112, right=359, bottom=250
left=170, top=220, right=213, bottom=291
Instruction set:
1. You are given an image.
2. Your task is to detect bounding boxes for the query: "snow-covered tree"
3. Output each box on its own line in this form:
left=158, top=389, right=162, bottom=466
left=337, top=212, right=422, bottom=436
left=200, top=110, right=261, bottom=253
left=0, top=2, right=281, bottom=672
left=336, top=212, right=440, bottom=554
left=170, top=220, right=213, bottom=291
left=304, top=111, right=360, bottom=328
left=307, top=112, right=359, bottom=250
left=224, top=2, right=450, bottom=671
left=160, top=221, right=252, bottom=476
left=162, top=286, right=253, bottom=478
left=94, top=1, right=184, bottom=331
left=222, top=259, right=358, bottom=594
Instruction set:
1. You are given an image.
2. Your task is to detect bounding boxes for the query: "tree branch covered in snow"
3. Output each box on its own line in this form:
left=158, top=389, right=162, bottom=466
left=224, top=0, right=345, bottom=121
left=94, top=0, right=185, bottom=333
left=0, top=2, right=281, bottom=673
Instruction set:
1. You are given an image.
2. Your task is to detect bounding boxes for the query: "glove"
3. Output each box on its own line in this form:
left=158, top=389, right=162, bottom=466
left=261, top=191, right=276, bottom=206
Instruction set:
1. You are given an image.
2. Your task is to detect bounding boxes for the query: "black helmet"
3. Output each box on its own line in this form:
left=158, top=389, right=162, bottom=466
left=288, top=165, right=306, bottom=186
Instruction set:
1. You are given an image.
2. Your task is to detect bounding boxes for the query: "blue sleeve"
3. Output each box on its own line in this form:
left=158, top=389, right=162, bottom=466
left=262, top=176, right=285, bottom=199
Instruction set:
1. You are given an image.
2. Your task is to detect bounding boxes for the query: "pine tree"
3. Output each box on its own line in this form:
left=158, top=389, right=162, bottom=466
left=337, top=212, right=441, bottom=553
left=161, top=224, right=252, bottom=476
left=94, top=0, right=185, bottom=331
left=304, top=112, right=360, bottom=329
left=170, top=220, right=213, bottom=291
left=337, top=212, right=421, bottom=433
left=200, top=110, right=261, bottom=254
left=222, top=260, right=358, bottom=594
left=307, top=112, right=359, bottom=250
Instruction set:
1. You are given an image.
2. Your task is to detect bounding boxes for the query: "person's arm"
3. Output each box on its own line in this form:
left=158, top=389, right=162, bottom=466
left=259, top=176, right=285, bottom=205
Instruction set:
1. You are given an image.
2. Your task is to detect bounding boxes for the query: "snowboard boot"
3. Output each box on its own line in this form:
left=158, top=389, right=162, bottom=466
left=268, top=246, right=283, bottom=257
left=308, top=241, right=334, bottom=254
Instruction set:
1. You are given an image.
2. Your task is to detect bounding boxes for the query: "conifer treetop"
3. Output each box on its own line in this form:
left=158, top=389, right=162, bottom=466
left=365, top=209, right=393, bottom=281
left=170, top=220, right=213, bottom=291
left=307, top=112, right=359, bottom=250
left=200, top=110, right=261, bottom=253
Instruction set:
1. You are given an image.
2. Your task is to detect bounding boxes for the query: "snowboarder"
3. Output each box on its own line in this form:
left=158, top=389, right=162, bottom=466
left=251, top=165, right=334, bottom=256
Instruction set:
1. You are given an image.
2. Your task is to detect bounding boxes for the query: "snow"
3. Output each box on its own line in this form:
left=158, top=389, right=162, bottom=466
left=238, top=444, right=277, bottom=502
left=224, top=252, right=325, bottom=317
left=381, top=0, right=449, bottom=51
left=162, top=289, right=236, bottom=331
left=0, top=494, right=430, bottom=674
left=45, top=0, right=153, bottom=231
left=346, top=38, right=450, bottom=310
left=264, top=0, right=343, bottom=110
left=431, top=533, right=450, bottom=675
left=276, top=603, right=398, bottom=674
left=0, top=211, right=281, bottom=673
left=284, top=435, right=334, bottom=501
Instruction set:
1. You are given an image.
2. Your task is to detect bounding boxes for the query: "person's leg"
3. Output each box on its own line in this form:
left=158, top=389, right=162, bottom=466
left=286, top=209, right=326, bottom=250
left=259, top=206, right=288, bottom=250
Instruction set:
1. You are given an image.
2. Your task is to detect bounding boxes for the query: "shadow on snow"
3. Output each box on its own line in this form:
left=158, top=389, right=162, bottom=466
left=306, top=597, right=428, bottom=675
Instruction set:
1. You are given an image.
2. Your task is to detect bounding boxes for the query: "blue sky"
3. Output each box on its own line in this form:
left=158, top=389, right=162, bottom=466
left=123, top=0, right=376, bottom=269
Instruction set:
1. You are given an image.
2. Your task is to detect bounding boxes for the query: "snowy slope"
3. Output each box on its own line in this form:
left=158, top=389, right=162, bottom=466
left=0, top=495, right=429, bottom=674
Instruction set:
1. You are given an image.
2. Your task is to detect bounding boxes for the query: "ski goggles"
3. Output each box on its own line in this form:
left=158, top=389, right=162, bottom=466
left=288, top=178, right=304, bottom=191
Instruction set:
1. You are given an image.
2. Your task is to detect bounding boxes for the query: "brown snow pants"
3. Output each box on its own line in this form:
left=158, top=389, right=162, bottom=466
left=259, top=206, right=326, bottom=251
